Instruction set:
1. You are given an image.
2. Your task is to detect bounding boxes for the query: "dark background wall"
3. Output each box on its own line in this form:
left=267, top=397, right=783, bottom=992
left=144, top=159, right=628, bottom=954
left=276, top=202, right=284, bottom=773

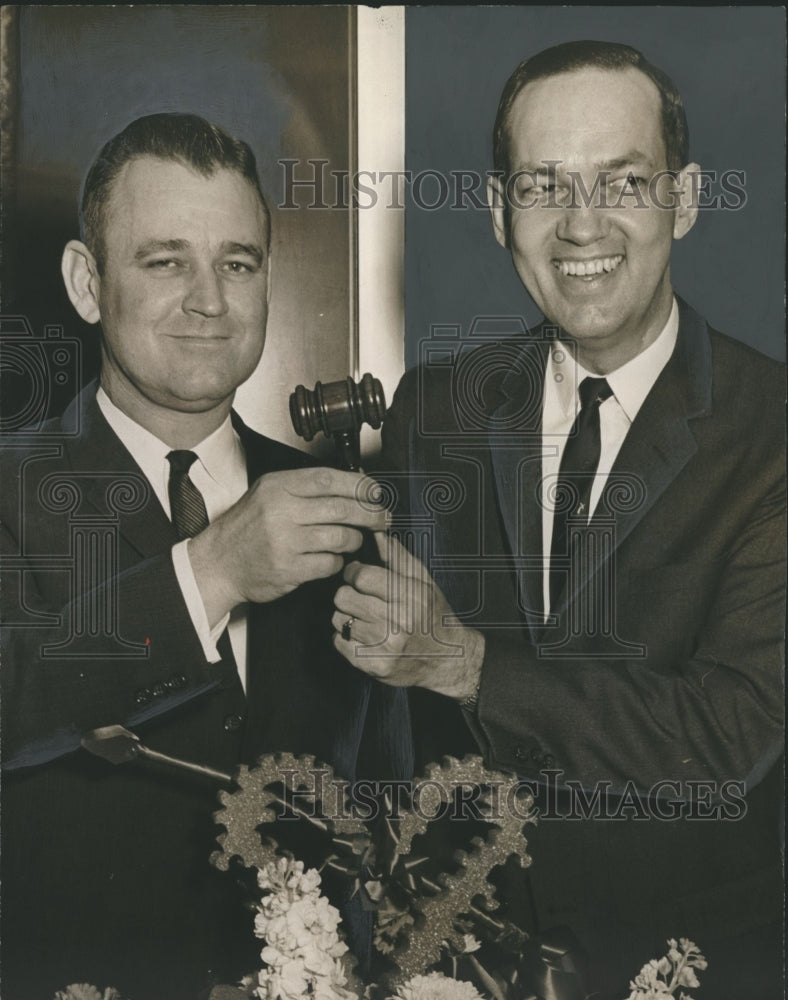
left=405, top=6, right=785, bottom=367
left=2, top=6, right=353, bottom=450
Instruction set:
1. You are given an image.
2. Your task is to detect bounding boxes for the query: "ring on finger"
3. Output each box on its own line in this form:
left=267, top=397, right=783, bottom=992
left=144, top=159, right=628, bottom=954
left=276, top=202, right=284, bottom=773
left=341, top=616, right=356, bottom=641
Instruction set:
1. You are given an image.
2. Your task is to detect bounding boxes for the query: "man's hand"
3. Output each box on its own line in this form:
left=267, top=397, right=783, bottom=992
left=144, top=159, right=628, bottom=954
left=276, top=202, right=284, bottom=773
left=189, top=467, right=386, bottom=625
left=331, top=532, right=484, bottom=701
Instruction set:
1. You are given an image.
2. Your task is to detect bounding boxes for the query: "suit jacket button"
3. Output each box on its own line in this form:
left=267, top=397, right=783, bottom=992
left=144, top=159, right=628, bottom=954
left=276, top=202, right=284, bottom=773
left=514, top=746, right=527, bottom=761
left=134, top=687, right=152, bottom=705
left=542, top=754, right=555, bottom=767
left=530, top=747, right=542, bottom=763
left=223, top=714, right=244, bottom=732
left=152, top=682, right=166, bottom=698
left=169, top=673, right=187, bottom=689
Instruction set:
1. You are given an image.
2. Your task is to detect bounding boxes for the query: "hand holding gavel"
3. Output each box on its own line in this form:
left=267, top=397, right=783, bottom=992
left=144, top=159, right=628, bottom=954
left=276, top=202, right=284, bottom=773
left=187, top=375, right=388, bottom=626
left=290, top=373, right=388, bottom=569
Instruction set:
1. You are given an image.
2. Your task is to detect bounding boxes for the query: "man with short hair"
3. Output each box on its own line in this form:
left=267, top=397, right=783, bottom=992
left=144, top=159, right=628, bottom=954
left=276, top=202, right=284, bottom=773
left=334, top=41, right=784, bottom=997
left=1, top=113, right=406, bottom=998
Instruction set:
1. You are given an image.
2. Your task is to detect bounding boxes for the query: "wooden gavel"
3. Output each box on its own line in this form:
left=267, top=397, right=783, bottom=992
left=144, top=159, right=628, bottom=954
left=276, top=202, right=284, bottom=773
left=290, top=374, right=387, bottom=568
left=289, top=373, right=385, bottom=472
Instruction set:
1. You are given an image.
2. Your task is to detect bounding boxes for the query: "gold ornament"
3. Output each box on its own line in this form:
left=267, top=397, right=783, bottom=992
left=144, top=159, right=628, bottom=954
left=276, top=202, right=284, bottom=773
left=390, top=755, right=536, bottom=982
left=211, top=752, right=369, bottom=873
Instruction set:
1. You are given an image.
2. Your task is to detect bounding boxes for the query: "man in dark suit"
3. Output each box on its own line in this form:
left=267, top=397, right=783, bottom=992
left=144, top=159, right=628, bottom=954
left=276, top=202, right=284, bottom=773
left=0, top=114, right=406, bottom=998
left=332, top=42, right=784, bottom=998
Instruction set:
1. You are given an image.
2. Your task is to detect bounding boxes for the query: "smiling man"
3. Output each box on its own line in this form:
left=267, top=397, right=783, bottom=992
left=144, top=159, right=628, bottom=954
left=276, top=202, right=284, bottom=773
left=492, top=63, right=698, bottom=370
left=1, top=114, right=404, bottom=999
left=67, top=156, right=272, bottom=439
left=333, top=41, right=784, bottom=998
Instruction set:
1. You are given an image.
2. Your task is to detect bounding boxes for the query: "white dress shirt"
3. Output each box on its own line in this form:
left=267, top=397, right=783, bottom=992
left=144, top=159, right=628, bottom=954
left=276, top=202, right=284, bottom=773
left=541, top=298, right=679, bottom=616
left=97, top=389, right=250, bottom=689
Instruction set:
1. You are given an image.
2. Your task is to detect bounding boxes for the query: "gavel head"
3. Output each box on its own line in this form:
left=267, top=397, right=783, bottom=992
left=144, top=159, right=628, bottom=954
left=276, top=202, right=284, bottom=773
left=290, top=373, right=386, bottom=443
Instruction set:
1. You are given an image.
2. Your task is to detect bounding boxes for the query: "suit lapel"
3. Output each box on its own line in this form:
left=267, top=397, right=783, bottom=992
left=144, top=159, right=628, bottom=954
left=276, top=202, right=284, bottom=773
left=232, top=411, right=273, bottom=486
left=61, top=385, right=177, bottom=559
left=229, top=412, right=325, bottom=757
left=488, top=303, right=714, bottom=625
left=596, top=299, right=712, bottom=535
left=63, top=393, right=295, bottom=560
left=558, top=300, right=713, bottom=613
left=488, top=338, right=549, bottom=634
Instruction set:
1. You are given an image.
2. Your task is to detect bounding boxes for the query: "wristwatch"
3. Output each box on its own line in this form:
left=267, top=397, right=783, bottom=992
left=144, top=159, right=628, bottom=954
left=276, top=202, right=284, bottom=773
left=459, top=678, right=482, bottom=713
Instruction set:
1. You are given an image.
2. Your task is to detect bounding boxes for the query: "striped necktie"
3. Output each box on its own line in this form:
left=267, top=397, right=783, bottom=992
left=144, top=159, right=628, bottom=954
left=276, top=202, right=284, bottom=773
left=166, top=449, right=238, bottom=672
left=167, top=450, right=209, bottom=539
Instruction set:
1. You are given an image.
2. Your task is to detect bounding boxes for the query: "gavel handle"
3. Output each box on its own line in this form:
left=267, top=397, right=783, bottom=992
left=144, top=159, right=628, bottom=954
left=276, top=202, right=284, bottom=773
left=333, top=430, right=362, bottom=473
left=331, top=432, right=381, bottom=566
left=355, top=526, right=383, bottom=567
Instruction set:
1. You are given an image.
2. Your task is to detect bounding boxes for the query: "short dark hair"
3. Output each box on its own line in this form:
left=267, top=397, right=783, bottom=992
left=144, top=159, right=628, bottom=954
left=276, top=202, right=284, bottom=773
left=80, top=112, right=271, bottom=272
left=493, top=40, right=689, bottom=177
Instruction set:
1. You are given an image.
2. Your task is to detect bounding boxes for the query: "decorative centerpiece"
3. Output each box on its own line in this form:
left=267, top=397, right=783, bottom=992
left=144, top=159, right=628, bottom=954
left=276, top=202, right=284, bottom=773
left=53, top=753, right=707, bottom=1000
left=210, top=754, right=540, bottom=996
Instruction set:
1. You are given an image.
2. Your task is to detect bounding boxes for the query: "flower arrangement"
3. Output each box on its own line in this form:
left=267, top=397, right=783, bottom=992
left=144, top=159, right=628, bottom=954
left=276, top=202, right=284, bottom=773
left=52, top=936, right=708, bottom=1000
left=209, top=755, right=709, bottom=1000
left=251, top=857, right=356, bottom=1000
left=51, top=755, right=708, bottom=1000
left=239, top=859, right=708, bottom=1000
left=387, top=970, right=483, bottom=1000
left=244, top=857, right=489, bottom=1000
left=626, top=938, right=707, bottom=1000
left=211, top=753, right=538, bottom=995
left=54, top=987, right=122, bottom=1000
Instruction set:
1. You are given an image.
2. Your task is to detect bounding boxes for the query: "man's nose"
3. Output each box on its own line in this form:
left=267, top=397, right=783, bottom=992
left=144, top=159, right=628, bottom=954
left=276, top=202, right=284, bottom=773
left=182, top=265, right=228, bottom=317
left=555, top=201, right=609, bottom=246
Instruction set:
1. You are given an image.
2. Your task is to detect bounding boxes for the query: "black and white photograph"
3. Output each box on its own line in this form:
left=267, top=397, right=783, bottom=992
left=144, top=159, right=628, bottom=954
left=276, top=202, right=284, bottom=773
left=0, top=7, right=784, bottom=1000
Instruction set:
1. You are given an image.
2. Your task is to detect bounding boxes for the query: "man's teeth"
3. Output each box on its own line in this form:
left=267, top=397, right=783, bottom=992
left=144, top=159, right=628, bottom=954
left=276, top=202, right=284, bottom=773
left=556, top=255, right=623, bottom=277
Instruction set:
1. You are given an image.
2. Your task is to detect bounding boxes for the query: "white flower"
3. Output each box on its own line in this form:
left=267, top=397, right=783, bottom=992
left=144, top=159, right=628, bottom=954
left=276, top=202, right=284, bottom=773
left=460, top=934, right=482, bottom=954
left=54, top=989, right=104, bottom=1000
left=55, top=983, right=120, bottom=1000
left=299, top=866, right=323, bottom=895
left=54, top=988, right=121, bottom=1000
left=253, top=858, right=356, bottom=1000
left=626, top=939, right=707, bottom=999
left=389, top=971, right=483, bottom=1000
left=676, top=967, right=700, bottom=990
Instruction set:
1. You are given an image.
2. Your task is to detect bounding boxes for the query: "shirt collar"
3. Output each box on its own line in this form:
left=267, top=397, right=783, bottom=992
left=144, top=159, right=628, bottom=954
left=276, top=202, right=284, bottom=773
left=96, top=387, right=241, bottom=493
left=548, top=297, right=679, bottom=422
left=193, top=414, right=244, bottom=492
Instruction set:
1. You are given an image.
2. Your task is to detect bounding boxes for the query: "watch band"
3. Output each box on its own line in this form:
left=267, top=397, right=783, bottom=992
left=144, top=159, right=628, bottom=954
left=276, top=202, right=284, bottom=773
left=460, top=679, right=481, bottom=713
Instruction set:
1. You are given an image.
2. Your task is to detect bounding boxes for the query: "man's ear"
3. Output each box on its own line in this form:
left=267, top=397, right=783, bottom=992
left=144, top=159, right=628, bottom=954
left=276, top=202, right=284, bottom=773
left=672, top=163, right=701, bottom=241
left=487, top=174, right=509, bottom=249
left=61, top=240, right=102, bottom=324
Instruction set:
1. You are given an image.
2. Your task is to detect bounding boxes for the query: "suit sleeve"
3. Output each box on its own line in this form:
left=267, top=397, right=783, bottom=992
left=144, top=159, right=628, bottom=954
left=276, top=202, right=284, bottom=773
left=1, top=487, right=223, bottom=770
left=468, top=471, right=785, bottom=793
left=381, top=360, right=785, bottom=796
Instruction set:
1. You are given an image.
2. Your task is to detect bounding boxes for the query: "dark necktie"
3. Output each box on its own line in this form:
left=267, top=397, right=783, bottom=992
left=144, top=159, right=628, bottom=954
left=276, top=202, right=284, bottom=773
left=166, top=450, right=236, bottom=668
left=549, top=376, right=613, bottom=610
left=167, top=450, right=209, bottom=539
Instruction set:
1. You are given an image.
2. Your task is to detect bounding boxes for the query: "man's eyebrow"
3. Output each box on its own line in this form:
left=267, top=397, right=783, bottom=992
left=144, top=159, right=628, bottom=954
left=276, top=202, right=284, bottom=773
left=134, top=239, right=190, bottom=260
left=221, top=242, right=264, bottom=265
left=133, top=239, right=265, bottom=266
left=592, top=152, right=656, bottom=173
left=510, top=152, right=657, bottom=176
left=510, top=161, right=558, bottom=177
